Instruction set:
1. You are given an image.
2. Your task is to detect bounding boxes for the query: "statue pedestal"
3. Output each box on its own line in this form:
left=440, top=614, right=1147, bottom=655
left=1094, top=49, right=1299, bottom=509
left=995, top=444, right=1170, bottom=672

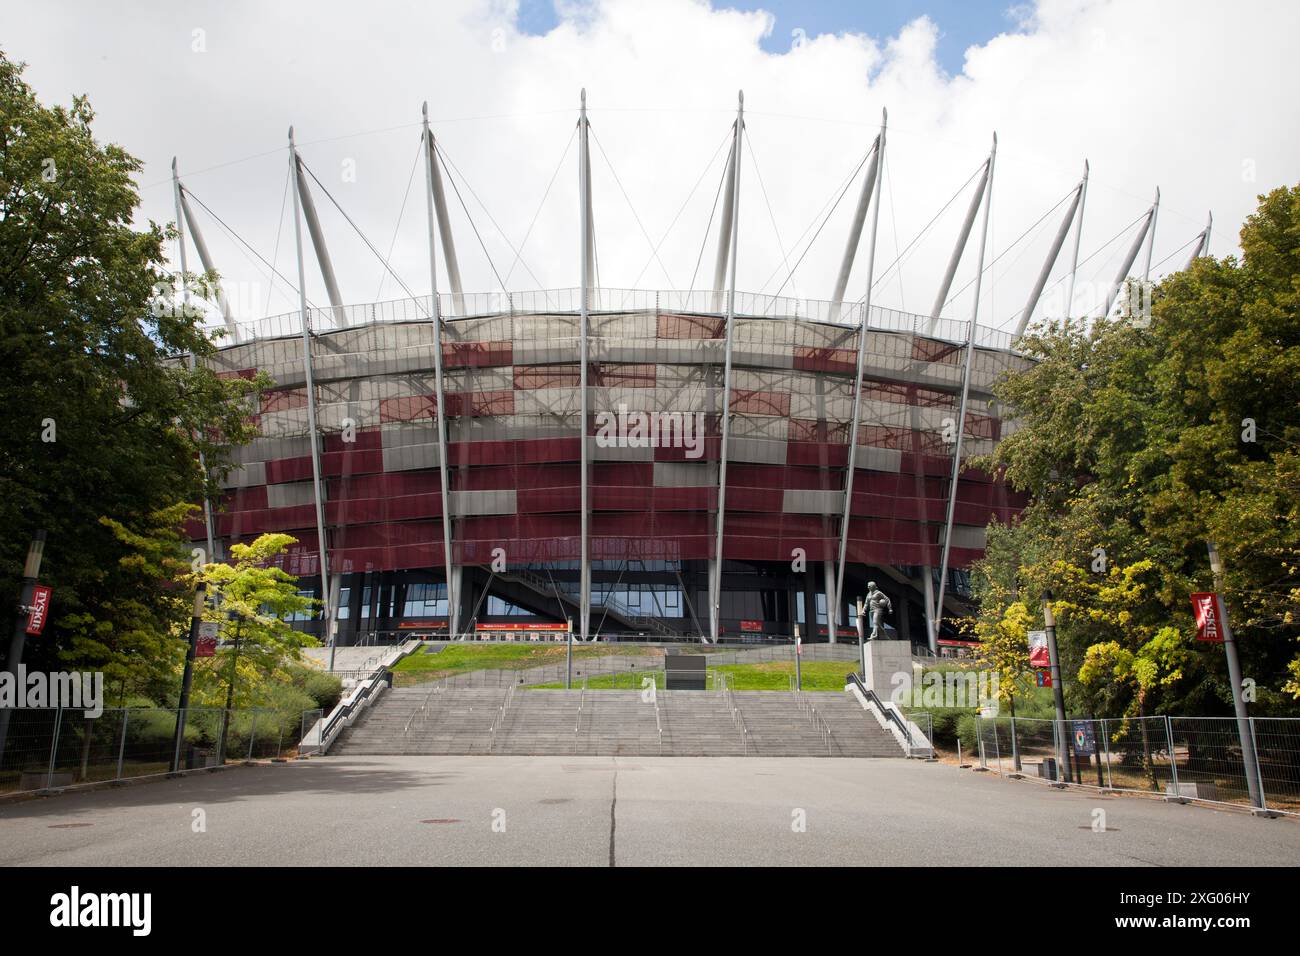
left=861, top=640, right=913, bottom=700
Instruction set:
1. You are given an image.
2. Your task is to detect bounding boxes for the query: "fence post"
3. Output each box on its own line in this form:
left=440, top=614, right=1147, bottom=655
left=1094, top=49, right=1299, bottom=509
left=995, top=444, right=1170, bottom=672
left=117, top=709, right=129, bottom=780
left=1101, top=718, right=1112, bottom=790
left=247, top=710, right=259, bottom=760
left=1164, top=715, right=1179, bottom=795
left=1010, top=715, right=1020, bottom=772
left=1249, top=717, right=1267, bottom=811
left=45, top=706, right=63, bottom=790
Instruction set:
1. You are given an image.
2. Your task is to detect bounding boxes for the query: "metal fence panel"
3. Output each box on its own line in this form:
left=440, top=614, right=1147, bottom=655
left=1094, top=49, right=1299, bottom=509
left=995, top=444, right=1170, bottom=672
left=0, top=707, right=309, bottom=795
left=973, top=715, right=1299, bottom=816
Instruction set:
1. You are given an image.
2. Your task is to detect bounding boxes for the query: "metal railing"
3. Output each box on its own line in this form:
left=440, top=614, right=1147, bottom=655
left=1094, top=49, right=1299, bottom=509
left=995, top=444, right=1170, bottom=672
left=846, top=673, right=914, bottom=749
left=793, top=692, right=833, bottom=756
left=0, top=706, right=308, bottom=794
left=216, top=288, right=1021, bottom=353
left=488, top=684, right=516, bottom=753
left=403, top=680, right=447, bottom=738
left=975, top=715, right=1300, bottom=816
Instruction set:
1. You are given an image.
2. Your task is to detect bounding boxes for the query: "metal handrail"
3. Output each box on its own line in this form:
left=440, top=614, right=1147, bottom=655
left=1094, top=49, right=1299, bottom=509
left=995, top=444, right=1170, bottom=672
left=488, top=684, right=515, bottom=753
left=403, top=679, right=445, bottom=737
left=846, top=672, right=914, bottom=748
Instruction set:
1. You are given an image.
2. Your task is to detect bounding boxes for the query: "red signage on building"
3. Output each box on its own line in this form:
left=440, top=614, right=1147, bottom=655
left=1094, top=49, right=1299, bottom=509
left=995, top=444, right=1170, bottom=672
left=740, top=620, right=763, bottom=633
left=24, top=585, right=52, bottom=635
left=1191, top=592, right=1225, bottom=643
left=399, top=620, right=448, bottom=631
left=476, top=621, right=569, bottom=632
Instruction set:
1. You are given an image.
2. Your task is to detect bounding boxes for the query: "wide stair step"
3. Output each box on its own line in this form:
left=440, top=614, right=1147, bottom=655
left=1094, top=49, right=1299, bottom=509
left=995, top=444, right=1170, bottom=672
left=333, top=684, right=905, bottom=758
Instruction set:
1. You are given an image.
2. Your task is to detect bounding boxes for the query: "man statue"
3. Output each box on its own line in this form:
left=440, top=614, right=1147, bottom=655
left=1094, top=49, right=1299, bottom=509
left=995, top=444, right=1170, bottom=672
left=863, top=582, right=892, bottom=641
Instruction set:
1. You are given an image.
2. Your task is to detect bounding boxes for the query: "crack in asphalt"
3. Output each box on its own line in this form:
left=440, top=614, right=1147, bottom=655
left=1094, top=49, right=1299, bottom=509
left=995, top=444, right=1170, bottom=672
left=608, top=767, right=618, bottom=867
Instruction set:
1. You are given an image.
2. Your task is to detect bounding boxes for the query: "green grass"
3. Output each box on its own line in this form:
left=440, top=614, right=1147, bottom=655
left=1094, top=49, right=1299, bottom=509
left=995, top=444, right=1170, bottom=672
left=527, top=659, right=859, bottom=691
left=390, top=642, right=659, bottom=684
left=716, top=660, right=858, bottom=691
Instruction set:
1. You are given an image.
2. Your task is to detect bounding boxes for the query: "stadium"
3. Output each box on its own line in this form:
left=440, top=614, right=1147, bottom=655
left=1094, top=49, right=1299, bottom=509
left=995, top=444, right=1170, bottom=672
left=176, top=95, right=1179, bottom=654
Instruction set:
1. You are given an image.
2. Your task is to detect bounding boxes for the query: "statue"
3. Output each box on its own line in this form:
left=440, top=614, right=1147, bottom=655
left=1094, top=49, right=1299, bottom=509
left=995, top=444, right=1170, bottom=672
left=863, top=582, right=892, bottom=641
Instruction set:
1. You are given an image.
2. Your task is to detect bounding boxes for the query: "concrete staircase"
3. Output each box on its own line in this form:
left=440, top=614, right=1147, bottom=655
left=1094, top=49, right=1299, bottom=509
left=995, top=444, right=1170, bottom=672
left=332, top=686, right=904, bottom=757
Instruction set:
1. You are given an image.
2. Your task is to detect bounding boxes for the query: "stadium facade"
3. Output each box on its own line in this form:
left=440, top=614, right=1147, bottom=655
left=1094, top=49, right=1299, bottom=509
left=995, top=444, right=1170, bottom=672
left=173, top=96, right=1124, bottom=654
left=195, top=288, right=1030, bottom=651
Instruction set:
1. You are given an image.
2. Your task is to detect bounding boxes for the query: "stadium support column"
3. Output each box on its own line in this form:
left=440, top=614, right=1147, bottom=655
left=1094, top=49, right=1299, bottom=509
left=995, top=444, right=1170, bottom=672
left=834, top=112, right=886, bottom=630
left=1015, top=169, right=1085, bottom=338
left=289, top=127, right=337, bottom=670
left=1064, top=161, right=1089, bottom=322
left=710, top=92, right=744, bottom=645
left=292, top=148, right=348, bottom=328
left=172, top=158, right=218, bottom=569
left=828, top=118, right=882, bottom=321
left=920, top=149, right=991, bottom=653
left=1184, top=212, right=1212, bottom=270
left=1141, top=187, right=1160, bottom=283
left=933, top=134, right=997, bottom=646
left=174, top=161, right=237, bottom=337
left=422, top=103, right=460, bottom=639
left=578, top=90, right=593, bottom=643
left=710, top=131, right=738, bottom=314
left=424, top=117, right=465, bottom=318
left=926, top=159, right=991, bottom=337
left=1100, top=194, right=1156, bottom=319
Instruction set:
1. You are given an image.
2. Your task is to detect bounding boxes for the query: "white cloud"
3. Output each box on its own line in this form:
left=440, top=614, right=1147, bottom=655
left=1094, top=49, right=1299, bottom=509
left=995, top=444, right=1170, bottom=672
left=3, top=0, right=1296, bottom=331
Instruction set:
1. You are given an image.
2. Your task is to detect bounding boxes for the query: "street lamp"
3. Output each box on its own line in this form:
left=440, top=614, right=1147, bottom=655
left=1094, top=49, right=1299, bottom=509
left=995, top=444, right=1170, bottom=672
left=1042, top=590, right=1069, bottom=783
left=1206, top=540, right=1264, bottom=810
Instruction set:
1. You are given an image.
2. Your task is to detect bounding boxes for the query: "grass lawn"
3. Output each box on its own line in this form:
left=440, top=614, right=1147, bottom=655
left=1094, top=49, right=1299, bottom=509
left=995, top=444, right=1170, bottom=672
left=716, top=660, right=858, bottom=691
left=528, top=659, right=858, bottom=691
left=390, top=642, right=660, bottom=684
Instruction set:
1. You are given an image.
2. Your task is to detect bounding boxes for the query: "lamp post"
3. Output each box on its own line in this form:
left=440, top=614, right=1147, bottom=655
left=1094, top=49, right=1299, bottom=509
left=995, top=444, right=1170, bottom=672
left=1206, top=540, right=1263, bottom=810
left=793, top=623, right=802, bottom=691
left=171, top=583, right=207, bottom=773
left=856, top=597, right=867, bottom=679
left=0, top=530, right=47, bottom=764
left=1042, top=590, right=1068, bottom=782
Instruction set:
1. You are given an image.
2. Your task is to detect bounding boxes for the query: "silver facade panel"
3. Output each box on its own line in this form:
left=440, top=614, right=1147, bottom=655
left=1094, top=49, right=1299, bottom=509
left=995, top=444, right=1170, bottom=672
left=782, top=488, right=841, bottom=515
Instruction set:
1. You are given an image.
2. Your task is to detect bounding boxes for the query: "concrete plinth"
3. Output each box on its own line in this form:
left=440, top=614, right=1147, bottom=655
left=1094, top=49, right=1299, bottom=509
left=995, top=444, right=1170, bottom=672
left=861, top=639, right=913, bottom=701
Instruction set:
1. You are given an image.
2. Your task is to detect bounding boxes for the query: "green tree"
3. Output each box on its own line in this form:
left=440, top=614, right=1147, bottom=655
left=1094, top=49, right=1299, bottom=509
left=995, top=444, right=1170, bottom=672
left=0, top=51, right=262, bottom=672
left=970, top=183, right=1300, bottom=716
left=192, top=534, right=320, bottom=714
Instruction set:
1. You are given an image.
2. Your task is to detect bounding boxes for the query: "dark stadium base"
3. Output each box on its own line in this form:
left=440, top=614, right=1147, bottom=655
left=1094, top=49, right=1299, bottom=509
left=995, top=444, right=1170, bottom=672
left=282, top=559, right=974, bottom=650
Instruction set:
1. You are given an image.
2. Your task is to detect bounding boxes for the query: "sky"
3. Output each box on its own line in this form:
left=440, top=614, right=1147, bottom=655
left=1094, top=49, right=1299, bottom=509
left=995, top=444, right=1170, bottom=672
left=2, top=0, right=1297, bottom=334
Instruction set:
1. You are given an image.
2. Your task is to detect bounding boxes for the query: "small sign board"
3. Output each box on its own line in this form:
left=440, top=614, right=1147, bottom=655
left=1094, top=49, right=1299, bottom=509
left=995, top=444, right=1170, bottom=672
left=1191, top=592, right=1225, bottom=643
left=1028, top=629, right=1049, bottom=667
left=196, top=620, right=219, bottom=658
left=1071, top=720, right=1096, bottom=756
left=1035, top=669, right=1052, bottom=687
left=25, top=585, right=52, bottom=636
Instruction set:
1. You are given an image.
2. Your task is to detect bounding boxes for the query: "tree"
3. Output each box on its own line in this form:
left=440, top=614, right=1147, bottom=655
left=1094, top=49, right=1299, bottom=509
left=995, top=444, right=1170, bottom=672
left=57, top=504, right=198, bottom=707
left=971, top=183, right=1300, bottom=717
left=192, top=534, right=320, bottom=718
left=0, top=51, right=263, bottom=672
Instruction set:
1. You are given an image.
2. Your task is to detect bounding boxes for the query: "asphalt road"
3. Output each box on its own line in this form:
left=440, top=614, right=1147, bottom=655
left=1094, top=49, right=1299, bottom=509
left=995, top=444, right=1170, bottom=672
left=1, top=756, right=1296, bottom=866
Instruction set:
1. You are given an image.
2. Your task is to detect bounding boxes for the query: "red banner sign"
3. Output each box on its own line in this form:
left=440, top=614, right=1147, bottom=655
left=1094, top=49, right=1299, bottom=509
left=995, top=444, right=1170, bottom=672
left=1026, top=630, right=1049, bottom=667
left=398, top=620, right=448, bottom=630
left=476, top=621, right=569, bottom=632
left=24, top=585, right=52, bottom=635
left=740, top=620, right=763, bottom=632
left=1191, top=592, right=1225, bottom=643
